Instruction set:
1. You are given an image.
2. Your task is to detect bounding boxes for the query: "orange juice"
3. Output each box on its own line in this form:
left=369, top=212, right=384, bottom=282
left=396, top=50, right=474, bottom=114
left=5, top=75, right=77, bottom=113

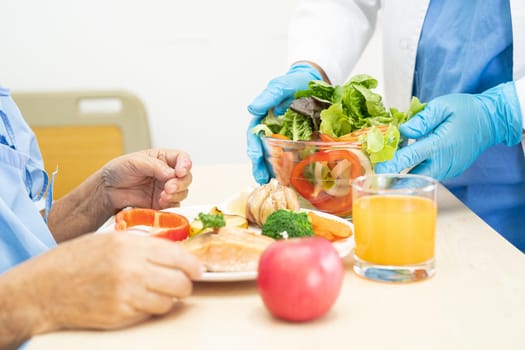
left=353, top=195, right=437, bottom=265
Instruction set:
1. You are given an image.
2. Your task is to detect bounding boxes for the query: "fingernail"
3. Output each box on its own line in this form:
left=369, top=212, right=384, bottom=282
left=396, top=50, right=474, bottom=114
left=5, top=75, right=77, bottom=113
left=176, top=168, right=187, bottom=178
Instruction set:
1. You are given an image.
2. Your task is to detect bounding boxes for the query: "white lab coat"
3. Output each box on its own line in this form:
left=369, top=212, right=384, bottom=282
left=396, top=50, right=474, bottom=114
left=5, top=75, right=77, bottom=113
left=288, top=0, right=525, bottom=129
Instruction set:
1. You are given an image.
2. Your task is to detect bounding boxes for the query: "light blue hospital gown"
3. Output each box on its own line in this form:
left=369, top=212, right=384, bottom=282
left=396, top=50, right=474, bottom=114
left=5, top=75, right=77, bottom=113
left=0, top=86, right=57, bottom=275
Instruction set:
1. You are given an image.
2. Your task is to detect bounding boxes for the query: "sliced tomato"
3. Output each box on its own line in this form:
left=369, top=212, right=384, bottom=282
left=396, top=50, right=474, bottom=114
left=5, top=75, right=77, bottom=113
left=114, top=208, right=189, bottom=242
left=290, top=150, right=364, bottom=215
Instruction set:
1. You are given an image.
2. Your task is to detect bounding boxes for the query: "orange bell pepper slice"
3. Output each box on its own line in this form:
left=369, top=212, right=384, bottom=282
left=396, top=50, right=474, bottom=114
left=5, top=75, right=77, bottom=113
left=114, top=208, right=189, bottom=242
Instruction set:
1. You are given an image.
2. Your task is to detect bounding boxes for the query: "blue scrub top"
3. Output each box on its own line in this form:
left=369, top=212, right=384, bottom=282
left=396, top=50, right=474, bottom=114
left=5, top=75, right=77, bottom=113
left=0, top=86, right=57, bottom=274
left=413, top=0, right=525, bottom=251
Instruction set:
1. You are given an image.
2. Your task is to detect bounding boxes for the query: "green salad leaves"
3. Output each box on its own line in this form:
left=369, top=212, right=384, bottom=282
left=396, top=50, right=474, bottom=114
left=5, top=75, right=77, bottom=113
left=253, top=74, right=426, bottom=164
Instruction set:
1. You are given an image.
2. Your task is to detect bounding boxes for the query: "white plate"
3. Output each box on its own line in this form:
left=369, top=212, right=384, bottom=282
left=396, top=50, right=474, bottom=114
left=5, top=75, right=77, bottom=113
left=199, top=270, right=257, bottom=282
left=97, top=199, right=354, bottom=282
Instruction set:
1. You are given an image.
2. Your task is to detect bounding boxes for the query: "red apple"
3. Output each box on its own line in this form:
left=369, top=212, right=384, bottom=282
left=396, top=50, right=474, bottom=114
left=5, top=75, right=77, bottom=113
left=257, top=236, right=344, bottom=322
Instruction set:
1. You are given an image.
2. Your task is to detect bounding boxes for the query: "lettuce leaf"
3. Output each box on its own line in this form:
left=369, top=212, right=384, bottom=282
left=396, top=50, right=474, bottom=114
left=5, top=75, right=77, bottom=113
left=405, top=96, right=427, bottom=120
left=353, top=84, right=390, bottom=118
left=344, top=74, right=378, bottom=89
left=360, top=125, right=400, bottom=164
left=319, top=103, right=353, bottom=137
left=279, top=110, right=313, bottom=141
left=252, top=109, right=282, bottom=136
left=342, top=85, right=368, bottom=122
left=295, top=80, right=335, bottom=102
left=251, top=124, right=274, bottom=137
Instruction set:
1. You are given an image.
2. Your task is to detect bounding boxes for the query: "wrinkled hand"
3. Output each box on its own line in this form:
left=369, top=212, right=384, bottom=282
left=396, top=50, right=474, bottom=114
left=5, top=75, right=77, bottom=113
left=247, top=63, right=322, bottom=184
left=17, top=233, right=202, bottom=333
left=102, top=149, right=192, bottom=210
left=375, top=82, right=523, bottom=180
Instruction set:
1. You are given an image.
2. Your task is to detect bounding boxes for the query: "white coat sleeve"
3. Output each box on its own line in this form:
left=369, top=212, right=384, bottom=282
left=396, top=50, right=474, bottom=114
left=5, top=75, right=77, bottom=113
left=288, top=0, right=381, bottom=85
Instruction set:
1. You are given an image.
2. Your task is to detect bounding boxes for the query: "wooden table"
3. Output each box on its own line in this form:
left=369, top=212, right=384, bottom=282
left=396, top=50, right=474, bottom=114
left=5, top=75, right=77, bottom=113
left=27, top=163, right=525, bottom=350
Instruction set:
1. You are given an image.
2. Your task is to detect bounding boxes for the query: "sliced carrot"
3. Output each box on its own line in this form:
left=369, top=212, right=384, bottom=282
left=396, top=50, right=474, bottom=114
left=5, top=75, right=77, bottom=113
left=319, top=133, right=337, bottom=142
left=336, top=134, right=360, bottom=143
left=313, top=228, right=337, bottom=241
left=337, top=125, right=389, bottom=143
left=307, top=211, right=353, bottom=241
left=270, top=134, right=290, bottom=140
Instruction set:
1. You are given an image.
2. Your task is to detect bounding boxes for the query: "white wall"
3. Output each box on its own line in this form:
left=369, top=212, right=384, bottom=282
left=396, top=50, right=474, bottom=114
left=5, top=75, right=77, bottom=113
left=2, top=0, right=382, bottom=165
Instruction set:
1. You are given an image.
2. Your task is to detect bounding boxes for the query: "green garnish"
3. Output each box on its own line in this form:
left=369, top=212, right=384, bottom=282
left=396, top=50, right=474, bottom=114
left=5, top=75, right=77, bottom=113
left=198, top=212, right=226, bottom=231
left=261, top=210, right=314, bottom=240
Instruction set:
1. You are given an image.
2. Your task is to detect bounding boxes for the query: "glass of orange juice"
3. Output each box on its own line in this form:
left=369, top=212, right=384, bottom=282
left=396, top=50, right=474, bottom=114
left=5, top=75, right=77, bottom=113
left=352, top=174, right=438, bottom=282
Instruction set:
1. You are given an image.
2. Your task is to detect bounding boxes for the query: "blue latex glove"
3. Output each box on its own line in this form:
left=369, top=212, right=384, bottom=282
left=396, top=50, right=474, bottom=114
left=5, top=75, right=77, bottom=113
left=375, top=82, right=523, bottom=180
left=247, top=63, right=323, bottom=184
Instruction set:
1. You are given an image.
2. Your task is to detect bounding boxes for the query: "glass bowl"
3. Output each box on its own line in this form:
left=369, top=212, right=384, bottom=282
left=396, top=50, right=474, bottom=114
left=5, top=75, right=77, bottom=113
left=262, top=136, right=373, bottom=218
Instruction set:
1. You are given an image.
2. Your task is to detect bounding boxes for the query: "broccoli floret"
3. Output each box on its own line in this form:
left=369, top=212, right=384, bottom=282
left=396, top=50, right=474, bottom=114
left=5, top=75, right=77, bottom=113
left=261, top=209, right=314, bottom=240
left=198, top=212, right=225, bottom=231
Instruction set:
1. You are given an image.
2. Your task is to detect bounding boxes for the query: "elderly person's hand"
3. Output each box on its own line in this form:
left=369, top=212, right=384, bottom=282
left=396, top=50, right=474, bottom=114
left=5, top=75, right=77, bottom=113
left=0, top=233, right=203, bottom=348
left=47, top=148, right=192, bottom=242
left=375, top=83, right=523, bottom=180
left=101, top=149, right=192, bottom=210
